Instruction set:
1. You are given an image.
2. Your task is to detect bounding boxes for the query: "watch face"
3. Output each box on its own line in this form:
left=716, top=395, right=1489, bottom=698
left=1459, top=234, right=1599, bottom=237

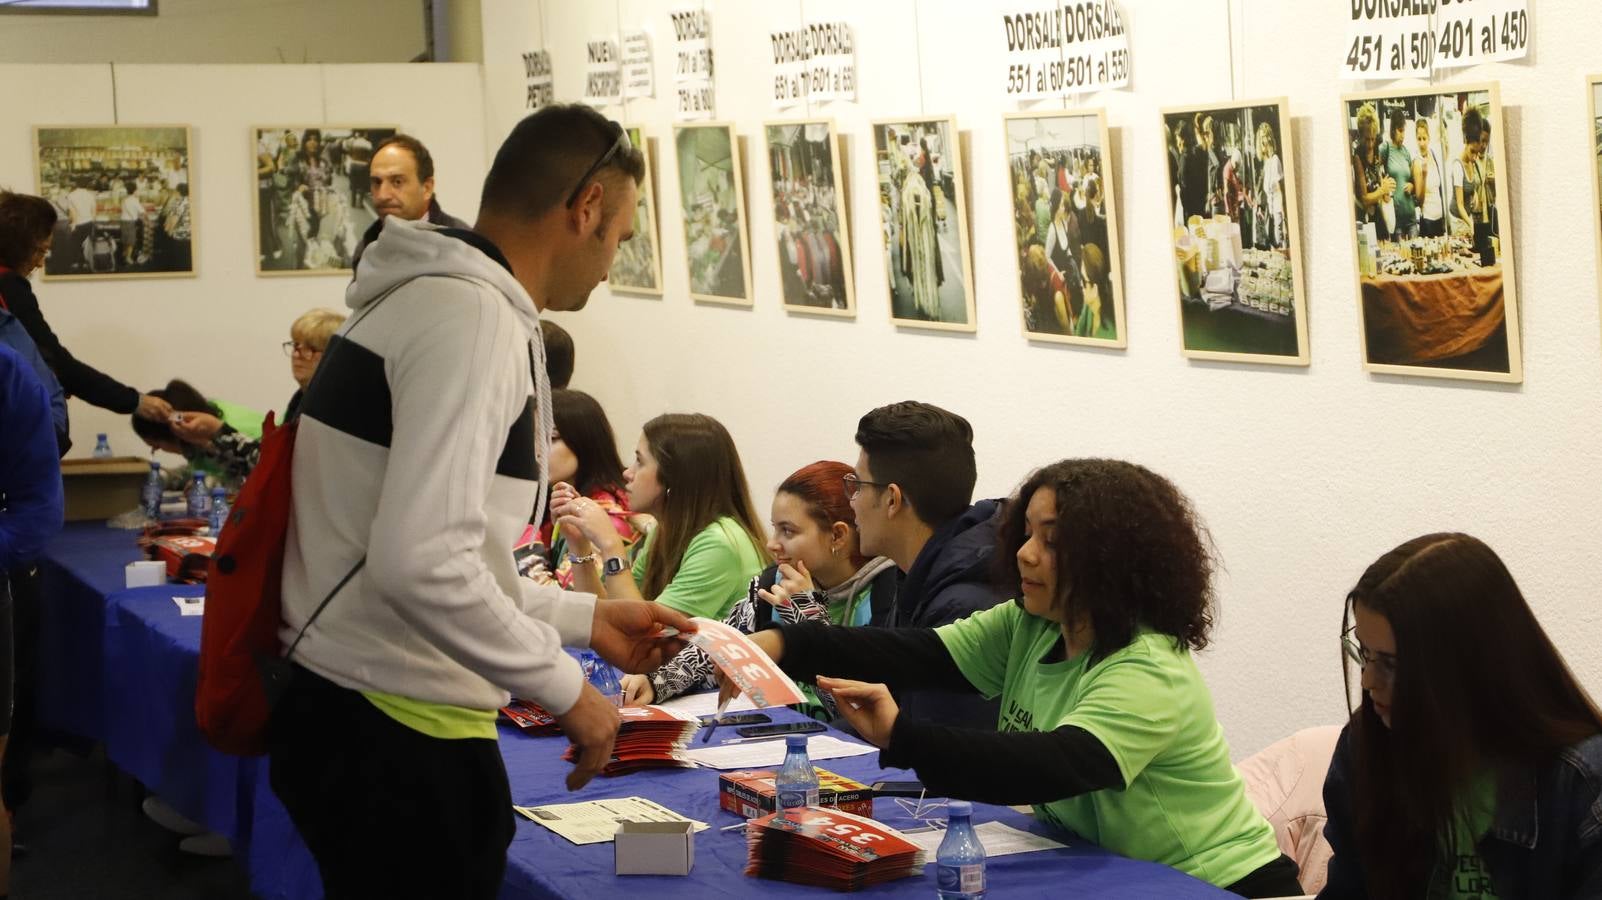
left=604, top=556, right=626, bottom=577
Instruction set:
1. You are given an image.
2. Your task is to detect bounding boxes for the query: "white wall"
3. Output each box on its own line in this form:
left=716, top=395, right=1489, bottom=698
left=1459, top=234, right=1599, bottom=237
left=483, top=0, right=1602, bottom=757
left=0, top=61, right=486, bottom=466
left=0, top=0, right=427, bottom=64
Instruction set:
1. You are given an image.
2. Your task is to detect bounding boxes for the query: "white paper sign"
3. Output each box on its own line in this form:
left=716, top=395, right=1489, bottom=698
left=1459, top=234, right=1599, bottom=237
left=584, top=37, right=623, bottom=105
left=1432, top=0, right=1528, bottom=71
left=1341, top=1, right=1433, bottom=80
left=1001, top=2, right=1130, bottom=101
left=770, top=26, right=808, bottom=109
left=523, top=50, right=554, bottom=110
left=621, top=29, right=655, bottom=98
left=770, top=22, right=856, bottom=109
left=671, top=8, right=715, bottom=121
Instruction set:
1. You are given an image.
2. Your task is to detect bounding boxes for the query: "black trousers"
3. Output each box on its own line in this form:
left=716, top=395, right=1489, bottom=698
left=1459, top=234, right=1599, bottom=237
left=267, top=665, right=514, bottom=900
left=1, top=566, right=37, bottom=812
left=1226, top=853, right=1304, bottom=898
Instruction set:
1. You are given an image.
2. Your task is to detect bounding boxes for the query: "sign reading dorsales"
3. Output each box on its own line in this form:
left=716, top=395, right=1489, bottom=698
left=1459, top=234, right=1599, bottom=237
left=672, top=8, right=715, bottom=120
left=523, top=50, right=553, bottom=110
left=1340, top=0, right=1529, bottom=79
left=1000, top=1, right=1130, bottom=101
left=769, top=21, right=857, bottom=109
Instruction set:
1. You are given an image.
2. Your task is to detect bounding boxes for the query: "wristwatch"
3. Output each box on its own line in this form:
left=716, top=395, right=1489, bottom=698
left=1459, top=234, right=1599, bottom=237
left=602, top=556, right=627, bottom=577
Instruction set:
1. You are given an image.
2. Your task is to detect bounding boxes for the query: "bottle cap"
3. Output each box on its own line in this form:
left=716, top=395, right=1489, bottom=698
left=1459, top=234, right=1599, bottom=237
left=947, top=801, right=972, bottom=818
left=785, top=734, right=808, bottom=750
left=97, top=433, right=107, bottom=440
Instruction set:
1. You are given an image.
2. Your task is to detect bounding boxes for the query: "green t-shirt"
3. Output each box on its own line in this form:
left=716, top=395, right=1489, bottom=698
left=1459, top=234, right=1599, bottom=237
left=1436, top=775, right=1501, bottom=900
left=936, top=602, right=1281, bottom=887
left=632, top=516, right=765, bottom=619
left=213, top=398, right=265, bottom=439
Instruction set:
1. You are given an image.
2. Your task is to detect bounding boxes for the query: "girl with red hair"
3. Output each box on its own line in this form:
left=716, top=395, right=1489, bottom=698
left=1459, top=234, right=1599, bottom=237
left=619, top=460, right=897, bottom=721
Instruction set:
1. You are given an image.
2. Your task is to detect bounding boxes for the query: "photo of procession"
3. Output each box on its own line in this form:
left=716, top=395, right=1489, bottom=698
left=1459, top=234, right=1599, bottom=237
left=1342, top=84, right=1520, bottom=382
left=1161, top=99, right=1308, bottom=364
left=254, top=125, right=396, bottom=275
left=764, top=120, right=854, bottom=316
left=607, top=126, right=663, bottom=296
left=35, top=126, right=195, bottom=280
left=675, top=123, right=752, bottom=305
left=871, top=116, right=975, bottom=331
left=1004, top=110, right=1124, bottom=346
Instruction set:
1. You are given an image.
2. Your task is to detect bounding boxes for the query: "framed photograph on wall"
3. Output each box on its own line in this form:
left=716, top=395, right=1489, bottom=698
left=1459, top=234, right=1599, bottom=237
left=1340, top=83, right=1521, bottom=382
left=35, top=126, right=195, bottom=280
left=1003, top=109, right=1125, bottom=347
left=608, top=126, right=664, bottom=296
left=674, top=122, right=753, bottom=305
left=253, top=125, right=397, bottom=276
left=1589, top=75, right=1602, bottom=319
left=870, top=116, right=976, bottom=332
left=764, top=119, right=855, bottom=317
left=1160, top=99, right=1308, bottom=364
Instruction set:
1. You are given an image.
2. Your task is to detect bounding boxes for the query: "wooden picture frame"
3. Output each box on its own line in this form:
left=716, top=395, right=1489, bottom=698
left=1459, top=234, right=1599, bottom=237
left=608, top=126, right=665, bottom=296
left=252, top=124, right=398, bottom=277
left=35, top=125, right=197, bottom=281
left=870, top=115, right=977, bottom=333
left=1339, top=82, right=1521, bottom=383
left=763, top=118, right=856, bottom=318
left=1002, top=108, right=1126, bottom=348
left=1160, top=98, right=1309, bottom=365
left=673, top=122, right=753, bottom=306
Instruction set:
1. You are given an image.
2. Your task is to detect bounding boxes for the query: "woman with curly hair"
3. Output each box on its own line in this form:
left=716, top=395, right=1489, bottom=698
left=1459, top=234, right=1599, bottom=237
left=727, top=458, right=1300, bottom=897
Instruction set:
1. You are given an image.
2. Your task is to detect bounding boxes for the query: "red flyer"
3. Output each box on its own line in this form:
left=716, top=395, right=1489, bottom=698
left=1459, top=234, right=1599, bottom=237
left=686, top=617, right=806, bottom=709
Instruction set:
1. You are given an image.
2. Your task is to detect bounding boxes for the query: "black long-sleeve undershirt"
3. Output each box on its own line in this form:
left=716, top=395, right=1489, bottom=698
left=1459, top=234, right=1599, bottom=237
left=0, top=272, right=139, bottom=414
left=774, top=621, right=1126, bottom=804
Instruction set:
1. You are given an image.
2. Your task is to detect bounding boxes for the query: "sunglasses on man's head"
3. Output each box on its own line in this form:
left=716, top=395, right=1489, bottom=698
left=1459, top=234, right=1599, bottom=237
left=564, top=122, right=632, bottom=209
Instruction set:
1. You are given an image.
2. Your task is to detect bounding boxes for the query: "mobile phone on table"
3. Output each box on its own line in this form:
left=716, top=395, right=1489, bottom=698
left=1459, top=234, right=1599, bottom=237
left=698, top=711, right=771, bottom=727
left=870, top=781, right=926, bottom=797
left=734, top=720, right=826, bottom=739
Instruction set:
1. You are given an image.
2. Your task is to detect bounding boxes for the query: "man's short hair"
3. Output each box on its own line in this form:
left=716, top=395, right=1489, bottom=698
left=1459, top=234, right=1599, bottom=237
left=541, top=319, right=575, bottom=389
left=373, top=133, right=434, bottom=182
left=479, top=104, right=645, bottom=219
left=855, top=401, right=977, bottom=528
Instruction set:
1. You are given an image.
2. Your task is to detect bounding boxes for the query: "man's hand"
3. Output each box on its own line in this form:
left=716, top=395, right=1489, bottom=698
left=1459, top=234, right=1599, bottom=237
left=589, top=598, right=695, bottom=674
left=137, top=393, right=174, bottom=422
left=815, top=677, right=899, bottom=748
left=555, top=684, right=621, bottom=790
left=715, top=628, right=784, bottom=709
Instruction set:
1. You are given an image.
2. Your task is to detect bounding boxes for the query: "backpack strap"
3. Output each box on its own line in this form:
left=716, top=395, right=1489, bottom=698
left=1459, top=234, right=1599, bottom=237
left=283, top=556, right=365, bottom=661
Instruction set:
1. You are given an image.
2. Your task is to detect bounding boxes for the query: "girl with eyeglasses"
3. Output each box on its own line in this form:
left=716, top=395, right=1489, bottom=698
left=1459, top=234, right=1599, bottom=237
left=618, top=460, right=897, bottom=720
left=1322, top=533, right=1602, bottom=899
left=723, top=458, right=1300, bottom=897
left=553, top=412, right=768, bottom=620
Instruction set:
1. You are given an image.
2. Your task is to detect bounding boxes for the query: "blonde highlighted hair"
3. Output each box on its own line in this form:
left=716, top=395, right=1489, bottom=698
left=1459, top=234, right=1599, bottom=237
left=290, top=307, right=347, bottom=350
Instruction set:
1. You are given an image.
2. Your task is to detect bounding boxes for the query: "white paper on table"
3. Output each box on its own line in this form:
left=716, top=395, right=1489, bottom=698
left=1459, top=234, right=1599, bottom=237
left=654, top=690, right=756, bottom=719
left=681, top=733, right=876, bottom=770
left=512, top=796, right=709, bottom=846
left=172, top=595, right=204, bottom=616
left=901, top=820, right=1069, bottom=861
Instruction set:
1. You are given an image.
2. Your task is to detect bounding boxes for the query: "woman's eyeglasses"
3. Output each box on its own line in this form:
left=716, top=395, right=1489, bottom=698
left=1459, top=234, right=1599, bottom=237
left=282, top=341, right=323, bottom=358
left=1341, top=626, right=1398, bottom=686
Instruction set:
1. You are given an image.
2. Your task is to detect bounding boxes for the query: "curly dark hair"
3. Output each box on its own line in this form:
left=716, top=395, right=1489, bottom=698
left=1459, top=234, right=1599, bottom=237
left=995, top=458, right=1216, bottom=661
left=0, top=190, right=58, bottom=270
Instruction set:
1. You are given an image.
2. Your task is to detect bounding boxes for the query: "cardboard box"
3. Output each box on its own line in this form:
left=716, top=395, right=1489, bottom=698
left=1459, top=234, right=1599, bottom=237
left=613, top=820, right=694, bottom=876
left=60, top=456, right=149, bottom=522
left=718, top=768, right=874, bottom=820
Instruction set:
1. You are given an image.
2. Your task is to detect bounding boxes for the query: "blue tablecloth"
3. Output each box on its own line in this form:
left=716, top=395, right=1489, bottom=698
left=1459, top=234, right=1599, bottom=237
left=37, top=523, right=1236, bottom=900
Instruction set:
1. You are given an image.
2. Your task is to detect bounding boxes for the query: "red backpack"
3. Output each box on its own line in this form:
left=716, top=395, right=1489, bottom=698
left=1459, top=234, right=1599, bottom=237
left=194, top=412, right=362, bottom=755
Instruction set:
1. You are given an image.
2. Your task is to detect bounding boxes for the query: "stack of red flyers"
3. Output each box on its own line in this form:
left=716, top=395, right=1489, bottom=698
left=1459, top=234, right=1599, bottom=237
left=744, top=806, right=927, bottom=891
left=562, top=705, right=702, bottom=775
left=500, top=699, right=562, bottom=736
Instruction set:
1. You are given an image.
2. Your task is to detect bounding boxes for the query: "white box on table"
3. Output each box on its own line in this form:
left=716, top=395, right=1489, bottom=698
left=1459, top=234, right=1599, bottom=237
left=613, top=820, right=694, bottom=876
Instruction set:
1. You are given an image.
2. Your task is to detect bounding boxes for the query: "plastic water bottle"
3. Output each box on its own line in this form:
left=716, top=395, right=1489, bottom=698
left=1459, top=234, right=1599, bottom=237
left=936, top=801, right=986, bottom=899
left=141, top=461, right=163, bottom=519
left=92, top=433, right=112, bottom=459
left=775, top=735, right=820, bottom=816
left=579, top=650, right=622, bottom=706
left=208, top=487, right=229, bottom=536
left=186, top=473, right=209, bottom=519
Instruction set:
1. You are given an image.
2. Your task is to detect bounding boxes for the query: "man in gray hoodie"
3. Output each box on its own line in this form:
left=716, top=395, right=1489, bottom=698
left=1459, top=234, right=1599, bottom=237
left=269, top=105, right=686, bottom=898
